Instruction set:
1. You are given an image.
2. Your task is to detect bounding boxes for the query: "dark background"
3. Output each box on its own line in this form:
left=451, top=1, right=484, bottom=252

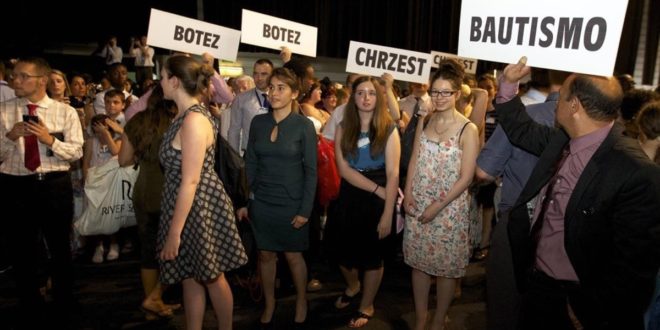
left=2, top=0, right=657, bottom=83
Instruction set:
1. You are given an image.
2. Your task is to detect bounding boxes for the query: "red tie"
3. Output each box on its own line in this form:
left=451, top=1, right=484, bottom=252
left=24, top=104, right=41, bottom=171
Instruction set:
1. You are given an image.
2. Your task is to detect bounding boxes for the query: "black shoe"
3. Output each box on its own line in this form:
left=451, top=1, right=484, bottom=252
left=259, top=320, right=274, bottom=330
left=292, top=319, right=307, bottom=330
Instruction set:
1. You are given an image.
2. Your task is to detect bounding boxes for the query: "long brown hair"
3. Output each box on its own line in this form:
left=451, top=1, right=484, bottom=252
left=340, top=76, right=393, bottom=159
left=130, top=84, right=177, bottom=160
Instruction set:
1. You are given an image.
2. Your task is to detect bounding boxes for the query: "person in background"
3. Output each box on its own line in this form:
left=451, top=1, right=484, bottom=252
left=82, top=89, right=126, bottom=264
left=99, top=36, right=123, bottom=67
left=0, top=60, right=16, bottom=103
left=130, top=35, right=155, bottom=87
left=158, top=55, right=247, bottom=330
left=0, top=57, right=84, bottom=327
left=635, top=102, right=660, bottom=330
left=318, top=85, right=338, bottom=114
left=46, top=69, right=71, bottom=104
left=228, top=59, right=274, bottom=153
left=119, top=84, right=181, bottom=320
left=325, top=75, right=400, bottom=328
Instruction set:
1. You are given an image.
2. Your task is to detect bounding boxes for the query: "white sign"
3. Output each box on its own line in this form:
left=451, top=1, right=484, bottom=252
left=147, top=8, right=241, bottom=61
left=241, top=9, right=318, bottom=57
left=430, top=51, right=478, bottom=75
left=457, top=0, right=628, bottom=76
left=346, top=41, right=433, bottom=84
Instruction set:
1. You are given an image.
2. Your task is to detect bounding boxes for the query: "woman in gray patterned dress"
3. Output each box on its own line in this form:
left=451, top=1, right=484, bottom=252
left=158, top=56, right=247, bottom=330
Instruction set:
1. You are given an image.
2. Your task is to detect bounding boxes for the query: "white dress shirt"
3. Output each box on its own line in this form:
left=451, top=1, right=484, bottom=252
left=0, top=96, right=84, bottom=175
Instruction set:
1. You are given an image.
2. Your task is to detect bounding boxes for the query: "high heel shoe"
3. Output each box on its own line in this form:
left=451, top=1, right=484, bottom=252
left=292, top=319, right=307, bottom=330
left=259, top=302, right=277, bottom=330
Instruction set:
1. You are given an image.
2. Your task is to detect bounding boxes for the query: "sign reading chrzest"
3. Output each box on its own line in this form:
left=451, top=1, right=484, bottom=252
left=430, top=51, right=478, bottom=74
left=457, top=0, right=628, bottom=76
left=147, top=9, right=241, bottom=61
left=346, top=41, right=432, bottom=84
left=241, top=9, right=318, bottom=57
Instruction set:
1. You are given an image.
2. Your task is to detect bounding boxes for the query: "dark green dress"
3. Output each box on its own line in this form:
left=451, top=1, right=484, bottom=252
left=245, top=112, right=317, bottom=252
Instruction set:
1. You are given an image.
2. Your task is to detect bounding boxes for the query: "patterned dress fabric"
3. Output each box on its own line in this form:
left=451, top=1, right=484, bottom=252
left=158, top=104, right=247, bottom=284
left=403, top=128, right=471, bottom=278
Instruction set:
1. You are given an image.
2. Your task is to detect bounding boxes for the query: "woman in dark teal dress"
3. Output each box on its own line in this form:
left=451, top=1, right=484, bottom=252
left=237, top=67, right=317, bottom=327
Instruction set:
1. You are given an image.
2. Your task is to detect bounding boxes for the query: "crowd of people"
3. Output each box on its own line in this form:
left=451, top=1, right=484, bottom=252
left=0, top=39, right=659, bottom=330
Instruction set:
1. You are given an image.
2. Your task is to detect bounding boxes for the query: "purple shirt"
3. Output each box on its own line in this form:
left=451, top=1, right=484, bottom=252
left=533, top=122, right=614, bottom=281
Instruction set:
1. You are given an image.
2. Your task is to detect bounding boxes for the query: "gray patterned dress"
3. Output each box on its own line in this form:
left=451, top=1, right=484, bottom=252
left=158, top=104, right=247, bottom=284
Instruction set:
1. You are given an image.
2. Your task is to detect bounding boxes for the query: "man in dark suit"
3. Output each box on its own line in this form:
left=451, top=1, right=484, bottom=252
left=494, top=58, right=660, bottom=329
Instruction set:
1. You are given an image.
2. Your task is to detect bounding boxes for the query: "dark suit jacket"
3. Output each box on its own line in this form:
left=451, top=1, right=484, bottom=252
left=497, top=97, right=660, bottom=329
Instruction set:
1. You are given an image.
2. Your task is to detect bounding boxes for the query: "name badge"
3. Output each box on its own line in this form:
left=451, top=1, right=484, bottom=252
left=258, top=107, right=269, bottom=114
left=357, top=137, right=370, bottom=148
left=486, top=116, right=496, bottom=124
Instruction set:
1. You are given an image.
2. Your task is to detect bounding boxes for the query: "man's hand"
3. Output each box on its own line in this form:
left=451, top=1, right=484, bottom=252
left=25, top=119, right=54, bottom=145
left=6, top=122, right=28, bottom=141
left=201, top=52, right=215, bottom=67
left=279, top=46, right=292, bottom=63
left=502, top=56, right=531, bottom=84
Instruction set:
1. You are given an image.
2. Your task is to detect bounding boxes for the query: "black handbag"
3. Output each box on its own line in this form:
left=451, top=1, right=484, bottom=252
left=214, top=133, right=249, bottom=208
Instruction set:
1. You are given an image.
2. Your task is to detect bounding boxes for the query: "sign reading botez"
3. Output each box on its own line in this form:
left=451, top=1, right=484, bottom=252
left=457, top=0, right=628, bottom=76
left=346, top=41, right=432, bottom=84
left=147, top=9, right=241, bottom=61
left=241, top=9, right=318, bottom=57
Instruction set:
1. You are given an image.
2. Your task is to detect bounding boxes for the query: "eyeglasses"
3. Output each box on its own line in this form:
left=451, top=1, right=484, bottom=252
left=429, top=90, right=457, bottom=98
left=10, top=72, right=43, bottom=81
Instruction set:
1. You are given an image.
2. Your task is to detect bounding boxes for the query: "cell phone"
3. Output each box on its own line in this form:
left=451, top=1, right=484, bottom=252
left=22, top=115, right=39, bottom=123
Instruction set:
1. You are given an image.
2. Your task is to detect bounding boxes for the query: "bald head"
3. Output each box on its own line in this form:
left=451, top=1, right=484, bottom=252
left=565, top=74, right=623, bottom=122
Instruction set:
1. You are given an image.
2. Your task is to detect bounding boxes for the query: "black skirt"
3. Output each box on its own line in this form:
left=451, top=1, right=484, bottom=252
left=324, top=168, right=396, bottom=270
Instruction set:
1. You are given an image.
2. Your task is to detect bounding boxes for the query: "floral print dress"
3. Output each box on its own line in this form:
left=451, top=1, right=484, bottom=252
left=403, top=126, right=471, bottom=278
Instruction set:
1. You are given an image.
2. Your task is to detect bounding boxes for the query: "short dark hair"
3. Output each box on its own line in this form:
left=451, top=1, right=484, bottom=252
left=254, top=59, right=273, bottom=68
left=637, top=101, right=660, bottom=140
left=104, top=89, right=125, bottom=102
left=566, top=75, right=623, bottom=121
left=621, top=89, right=660, bottom=121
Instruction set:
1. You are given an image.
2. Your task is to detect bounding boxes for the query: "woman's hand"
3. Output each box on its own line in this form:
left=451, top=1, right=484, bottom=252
left=159, top=232, right=181, bottom=261
left=236, top=207, right=249, bottom=221
left=374, top=185, right=386, bottom=200
left=418, top=202, right=442, bottom=224
left=291, top=215, right=308, bottom=229
left=403, top=192, right=418, bottom=216
left=377, top=213, right=392, bottom=239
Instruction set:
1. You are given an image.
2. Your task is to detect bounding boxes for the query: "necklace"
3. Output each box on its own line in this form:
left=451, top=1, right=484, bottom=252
left=434, top=123, right=450, bottom=136
left=432, top=112, right=456, bottom=136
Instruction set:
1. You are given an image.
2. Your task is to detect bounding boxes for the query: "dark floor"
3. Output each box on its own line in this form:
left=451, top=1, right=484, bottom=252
left=0, top=248, right=486, bottom=330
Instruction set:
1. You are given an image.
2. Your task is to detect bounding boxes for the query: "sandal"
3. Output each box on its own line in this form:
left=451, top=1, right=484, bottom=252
left=348, top=311, right=372, bottom=328
left=140, top=306, right=173, bottom=320
left=335, top=289, right=360, bottom=309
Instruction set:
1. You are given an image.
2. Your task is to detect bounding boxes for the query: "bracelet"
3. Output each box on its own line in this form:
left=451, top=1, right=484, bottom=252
left=372, top=184, right=379, bottom=195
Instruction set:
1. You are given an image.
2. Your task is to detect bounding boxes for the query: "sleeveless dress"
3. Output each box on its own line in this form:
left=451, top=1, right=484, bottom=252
left=403, top=124, right=471, bottom=278
left=158, top=104, right=247, bottom=284
left=325, top=128, right=396, bottom=270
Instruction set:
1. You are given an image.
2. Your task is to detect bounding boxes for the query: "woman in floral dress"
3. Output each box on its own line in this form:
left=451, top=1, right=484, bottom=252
left=403, top=59, right=479, bottom=330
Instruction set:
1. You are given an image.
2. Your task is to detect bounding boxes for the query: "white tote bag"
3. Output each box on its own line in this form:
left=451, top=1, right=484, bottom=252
left=74, top=158, right=139, bottom=236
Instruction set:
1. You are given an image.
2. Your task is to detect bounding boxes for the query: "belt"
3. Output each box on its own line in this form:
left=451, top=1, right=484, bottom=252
left=25, top=171, right=69, bottom=181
